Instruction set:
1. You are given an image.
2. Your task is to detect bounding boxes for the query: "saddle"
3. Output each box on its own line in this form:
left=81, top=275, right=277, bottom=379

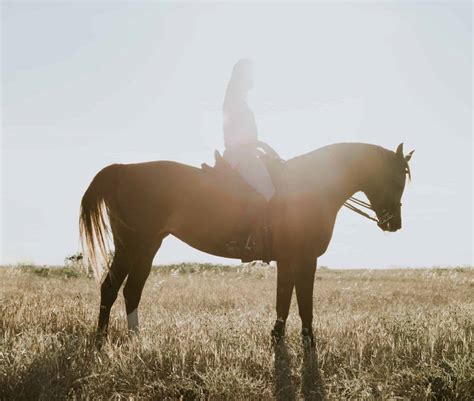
left=201, top=150, right=285, bottom=263
left=201, top=151, right=254, bottom=192
left=201, top=150, right=285, bottom=192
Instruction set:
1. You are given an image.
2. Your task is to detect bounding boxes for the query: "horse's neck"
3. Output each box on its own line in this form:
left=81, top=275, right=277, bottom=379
left=288, top=144, right=381, bottom=209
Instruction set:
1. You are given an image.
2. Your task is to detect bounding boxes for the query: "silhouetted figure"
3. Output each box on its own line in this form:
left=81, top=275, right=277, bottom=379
left=222, top=59, right=276, bottom=201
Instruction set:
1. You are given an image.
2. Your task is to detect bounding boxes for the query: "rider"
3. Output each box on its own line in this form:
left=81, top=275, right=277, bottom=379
left=222, top=59, right=277, bottom=201
left=222, top=59, right=278, bottom=262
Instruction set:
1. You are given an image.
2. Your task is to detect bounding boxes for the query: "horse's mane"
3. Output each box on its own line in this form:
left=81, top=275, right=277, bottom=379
left=288, top=142, right=384, bottom=161
left=288, top=142, right=411, bottom=180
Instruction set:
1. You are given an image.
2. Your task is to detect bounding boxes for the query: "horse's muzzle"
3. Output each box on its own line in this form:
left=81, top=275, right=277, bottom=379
left=377, top=212, right=401, bottom=232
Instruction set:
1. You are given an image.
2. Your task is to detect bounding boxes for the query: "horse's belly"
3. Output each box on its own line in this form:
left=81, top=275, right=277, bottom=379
left=164, top=190, right=245, bottom=259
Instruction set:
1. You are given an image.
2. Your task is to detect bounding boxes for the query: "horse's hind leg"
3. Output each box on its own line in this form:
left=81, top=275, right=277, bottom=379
left=123, top=239, right=163, bottom=331
left=97, top=248, right=130, bottom=335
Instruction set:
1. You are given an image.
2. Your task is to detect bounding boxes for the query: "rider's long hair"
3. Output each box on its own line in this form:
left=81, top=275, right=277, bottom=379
left=223, top=58, right=253, bottom=110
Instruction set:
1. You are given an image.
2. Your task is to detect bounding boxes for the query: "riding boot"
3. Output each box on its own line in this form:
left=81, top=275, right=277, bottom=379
left=225, top=198, right=257, bottom=262
left=226, top=196, right=270, bottom=263
left=240, top=197, right=265, bottom=263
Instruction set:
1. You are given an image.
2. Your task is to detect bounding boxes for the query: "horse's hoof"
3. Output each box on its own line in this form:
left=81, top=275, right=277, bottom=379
left=95, top=335, right=105, bottom=350
left=302, top=335, right=313, bottom=350
left=95, top=328, right=108, bottom=350
left=271, top=330, right=284, bottom=345
left=301, top=327, right=315, bottom=349
left=271, top=319, right=286, bottom=345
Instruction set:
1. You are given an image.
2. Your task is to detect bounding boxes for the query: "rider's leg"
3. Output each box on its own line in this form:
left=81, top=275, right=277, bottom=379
left=223, top=148, right=274, bottom=261
left=236, top=155, right=275, bottom=201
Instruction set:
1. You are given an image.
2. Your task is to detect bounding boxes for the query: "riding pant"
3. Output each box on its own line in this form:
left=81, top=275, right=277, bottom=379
left=223, top=145, right=275, bottom=201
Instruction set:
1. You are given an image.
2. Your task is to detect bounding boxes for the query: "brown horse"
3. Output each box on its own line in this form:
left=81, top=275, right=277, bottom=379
left=80, top=142, right=413, bottom=345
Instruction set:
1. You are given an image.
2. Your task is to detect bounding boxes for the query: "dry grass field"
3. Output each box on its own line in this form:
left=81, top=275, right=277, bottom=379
left=1, top=264, right=473, bottom=400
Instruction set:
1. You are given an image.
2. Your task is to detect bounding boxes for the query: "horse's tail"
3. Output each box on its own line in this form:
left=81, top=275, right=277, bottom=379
left=79, top=164, right=119, bottom=281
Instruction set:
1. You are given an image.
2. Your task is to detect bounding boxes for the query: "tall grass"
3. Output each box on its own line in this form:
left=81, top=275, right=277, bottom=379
left=1, top=265, right=473, bottom=400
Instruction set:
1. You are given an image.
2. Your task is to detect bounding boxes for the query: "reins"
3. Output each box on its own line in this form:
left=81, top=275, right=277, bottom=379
left=343, top=196, right=393, bottom=226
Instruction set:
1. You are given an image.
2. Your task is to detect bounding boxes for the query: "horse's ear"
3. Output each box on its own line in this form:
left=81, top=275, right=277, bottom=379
left=396, top=143, right=404, bottom=157
left=405, top=150, right=414, bottom=162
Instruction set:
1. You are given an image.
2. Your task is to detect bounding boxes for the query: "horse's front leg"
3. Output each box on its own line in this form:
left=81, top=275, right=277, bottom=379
left=294, top=257, right=317, bottom=348
left=272, top=259, right=295, bottom=343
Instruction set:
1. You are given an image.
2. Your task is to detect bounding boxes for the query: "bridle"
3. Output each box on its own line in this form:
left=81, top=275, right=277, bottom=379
left=343, top=196, right=395, bottom=227
left=343, top=147, right=413, bottom=227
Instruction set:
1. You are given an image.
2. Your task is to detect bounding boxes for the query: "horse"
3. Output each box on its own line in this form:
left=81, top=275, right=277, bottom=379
left=79, top=142, right=413, bottom=345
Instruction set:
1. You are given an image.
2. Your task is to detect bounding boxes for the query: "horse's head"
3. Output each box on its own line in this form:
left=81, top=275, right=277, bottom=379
left=364, top=143, right=414, bottom=232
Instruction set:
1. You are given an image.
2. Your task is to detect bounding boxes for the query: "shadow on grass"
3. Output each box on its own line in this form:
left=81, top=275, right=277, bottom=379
left=274, top=340, right=326, bottom=401
left=274, top=341, right=296, bottom=400
left=1, top=334, right=97, bottom=400
left=301, top=343, right=325, bottom=401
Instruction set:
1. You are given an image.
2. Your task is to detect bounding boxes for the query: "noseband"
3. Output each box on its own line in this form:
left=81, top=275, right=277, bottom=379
left=343, top=197, right=395, bottom=226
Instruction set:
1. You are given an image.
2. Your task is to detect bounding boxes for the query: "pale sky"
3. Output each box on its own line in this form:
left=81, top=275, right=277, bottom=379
left=1, top=1, right=472, bottom=268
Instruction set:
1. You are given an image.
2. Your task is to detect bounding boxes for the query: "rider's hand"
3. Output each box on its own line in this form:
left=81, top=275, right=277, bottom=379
left=256, top=141, right=282, bottom=161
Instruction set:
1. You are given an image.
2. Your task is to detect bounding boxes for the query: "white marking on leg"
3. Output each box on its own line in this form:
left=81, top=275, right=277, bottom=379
left=127, top=308, right=139, bottom=331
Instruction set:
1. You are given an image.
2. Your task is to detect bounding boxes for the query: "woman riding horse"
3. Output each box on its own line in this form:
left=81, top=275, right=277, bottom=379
left=223, top=58, right=280, bottom=201
left=80, top=135, right=413, bottom=346
left=221, top=59, right=280, bottom=260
